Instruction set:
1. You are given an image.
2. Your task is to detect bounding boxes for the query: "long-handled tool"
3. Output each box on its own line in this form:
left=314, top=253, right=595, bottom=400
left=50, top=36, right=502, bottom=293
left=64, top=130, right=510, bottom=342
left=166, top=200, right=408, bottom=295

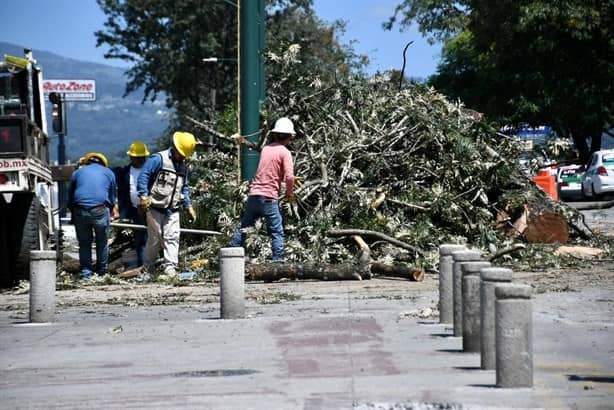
left=110, top=220, right=221, bottom=236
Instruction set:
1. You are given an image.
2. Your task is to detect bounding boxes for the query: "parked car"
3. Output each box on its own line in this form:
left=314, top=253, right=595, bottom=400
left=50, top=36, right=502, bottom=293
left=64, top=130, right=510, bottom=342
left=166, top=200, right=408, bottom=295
left=556, top=164, right=584, bottom=200
left=581, top=149, right=614, bottom=199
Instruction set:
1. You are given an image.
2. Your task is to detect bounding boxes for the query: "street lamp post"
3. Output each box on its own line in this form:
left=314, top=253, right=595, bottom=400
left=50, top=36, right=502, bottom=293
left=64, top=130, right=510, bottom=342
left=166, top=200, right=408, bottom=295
left=202, top=57, right=238, bottom=149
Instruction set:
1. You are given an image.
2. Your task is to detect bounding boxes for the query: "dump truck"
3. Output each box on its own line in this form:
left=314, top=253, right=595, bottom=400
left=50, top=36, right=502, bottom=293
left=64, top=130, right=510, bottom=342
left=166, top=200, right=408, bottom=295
left=0, top=49, right=55, bottom=287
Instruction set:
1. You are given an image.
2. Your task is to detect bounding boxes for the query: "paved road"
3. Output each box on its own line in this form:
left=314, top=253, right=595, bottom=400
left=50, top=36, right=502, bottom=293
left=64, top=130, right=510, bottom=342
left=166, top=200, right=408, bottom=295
left=1, top=276, right=613, bottom=409
left=565, top=199, right=614, bottom=236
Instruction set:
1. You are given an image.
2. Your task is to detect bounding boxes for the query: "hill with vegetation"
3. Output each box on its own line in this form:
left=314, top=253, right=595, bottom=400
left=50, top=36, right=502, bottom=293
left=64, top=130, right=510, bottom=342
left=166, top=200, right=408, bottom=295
left=0, top=42, right=168, bottom=166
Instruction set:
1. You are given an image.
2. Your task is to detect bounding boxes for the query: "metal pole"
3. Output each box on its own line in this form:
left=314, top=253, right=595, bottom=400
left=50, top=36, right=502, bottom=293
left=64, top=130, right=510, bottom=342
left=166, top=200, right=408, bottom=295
left=239, top=0, right=264, bottom=181
left=57, top=94, right=67, bottom=218
left=110, top=221, right=222, bottom=236
left=258, top=0, right=265, bottom=102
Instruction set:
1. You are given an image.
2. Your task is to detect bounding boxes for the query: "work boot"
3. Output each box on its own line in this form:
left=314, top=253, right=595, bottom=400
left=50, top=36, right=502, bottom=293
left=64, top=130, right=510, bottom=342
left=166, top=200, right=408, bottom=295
left=80, top=269, right=93, bottom=280
left=159, top=266, right=178, bottom=281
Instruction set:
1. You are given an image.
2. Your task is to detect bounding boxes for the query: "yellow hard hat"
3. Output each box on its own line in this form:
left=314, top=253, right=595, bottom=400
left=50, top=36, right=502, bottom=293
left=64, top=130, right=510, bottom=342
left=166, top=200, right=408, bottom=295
left=84, top=152, right=109, bottom=167
left=172, top=131, right=196, bottom=158
left=126, top=141, right=150, bottom=157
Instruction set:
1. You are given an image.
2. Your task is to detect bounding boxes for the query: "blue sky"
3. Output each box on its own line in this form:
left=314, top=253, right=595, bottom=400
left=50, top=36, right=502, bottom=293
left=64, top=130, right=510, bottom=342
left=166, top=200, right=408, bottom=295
left=0, top=0, right=440, bottom=78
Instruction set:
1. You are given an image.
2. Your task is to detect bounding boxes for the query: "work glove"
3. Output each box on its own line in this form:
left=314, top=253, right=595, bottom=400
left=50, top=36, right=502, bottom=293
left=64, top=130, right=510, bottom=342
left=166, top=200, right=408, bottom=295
left=188, top=206, right=197, bottom=224
left=111, top=205, right=119, bottom=221
left=286, top=194, right=296, bottom=203
left=139, top=196, right=152, bottom=209
left=293, top=176, right=304, bottom=189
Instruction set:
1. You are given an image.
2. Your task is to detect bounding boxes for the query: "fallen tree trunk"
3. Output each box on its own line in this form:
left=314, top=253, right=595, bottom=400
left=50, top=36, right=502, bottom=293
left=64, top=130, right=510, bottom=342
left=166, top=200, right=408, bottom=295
left=246, top=261, right=425, bottom=282
left=246, top=262, right=371, bottom=282
left=523, top=212, right=569, bottom=244
left=370, top=262, right=424, bottom=282
left=62, top=254, right=80, bottom=274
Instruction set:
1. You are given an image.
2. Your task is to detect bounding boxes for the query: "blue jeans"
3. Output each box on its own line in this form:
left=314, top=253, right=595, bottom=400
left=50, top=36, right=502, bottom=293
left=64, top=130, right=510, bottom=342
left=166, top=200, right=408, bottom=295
left=73, top=206, right=110, bottom=275
left=125, top=206, right=147, bottom=266
left=230, top=195, right=284, bottom=260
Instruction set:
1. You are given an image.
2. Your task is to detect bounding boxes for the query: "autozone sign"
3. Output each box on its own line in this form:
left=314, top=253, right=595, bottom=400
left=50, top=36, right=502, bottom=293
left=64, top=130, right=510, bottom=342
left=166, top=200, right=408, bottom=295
left=43, top=79, right=96, bottom=101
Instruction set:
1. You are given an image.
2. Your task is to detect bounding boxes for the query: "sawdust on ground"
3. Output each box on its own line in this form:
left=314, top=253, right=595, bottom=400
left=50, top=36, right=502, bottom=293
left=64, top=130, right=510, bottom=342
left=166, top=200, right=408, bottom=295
left=1, top=261, right=613, bottom=313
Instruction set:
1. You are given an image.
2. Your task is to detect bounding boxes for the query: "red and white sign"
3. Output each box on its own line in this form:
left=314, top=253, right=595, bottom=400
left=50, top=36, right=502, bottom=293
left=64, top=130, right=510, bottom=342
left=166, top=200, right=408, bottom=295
left=43, top=79, right=96, bottom=101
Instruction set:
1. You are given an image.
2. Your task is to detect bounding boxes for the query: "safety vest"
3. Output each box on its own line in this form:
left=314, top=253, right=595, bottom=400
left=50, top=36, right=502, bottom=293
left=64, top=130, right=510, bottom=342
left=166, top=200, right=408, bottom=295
left=150, top=149, right=186, bottom=210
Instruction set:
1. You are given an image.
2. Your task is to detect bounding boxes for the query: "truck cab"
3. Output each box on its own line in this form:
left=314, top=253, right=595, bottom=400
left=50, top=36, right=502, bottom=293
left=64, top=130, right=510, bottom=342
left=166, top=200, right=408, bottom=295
left=0, top=49, right=55, bottom=287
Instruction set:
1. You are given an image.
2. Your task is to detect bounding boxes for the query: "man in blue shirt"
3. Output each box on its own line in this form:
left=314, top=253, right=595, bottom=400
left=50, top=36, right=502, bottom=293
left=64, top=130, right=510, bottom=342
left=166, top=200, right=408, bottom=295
left=68, top=152, right=116, bottom=279
left=137, top=132, right=197, bottom=277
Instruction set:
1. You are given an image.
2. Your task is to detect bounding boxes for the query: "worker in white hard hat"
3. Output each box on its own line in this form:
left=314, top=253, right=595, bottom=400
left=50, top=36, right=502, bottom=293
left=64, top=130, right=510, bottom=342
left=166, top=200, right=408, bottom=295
left=112, top=141, right=150, bottom=267
left=137, top=132, right=197, bottom=277
left=230, top=117, right=302, bottom=261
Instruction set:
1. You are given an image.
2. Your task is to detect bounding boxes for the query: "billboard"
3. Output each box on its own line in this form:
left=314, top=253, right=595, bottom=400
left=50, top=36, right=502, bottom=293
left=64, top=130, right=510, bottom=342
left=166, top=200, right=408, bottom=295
left=43, top=79, right=96, bottom=102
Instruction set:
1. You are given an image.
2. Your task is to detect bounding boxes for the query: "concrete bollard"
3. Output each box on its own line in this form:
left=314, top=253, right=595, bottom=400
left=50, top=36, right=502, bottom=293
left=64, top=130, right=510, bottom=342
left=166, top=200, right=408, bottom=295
left=461, top=261, right=491, bottom=352
left=219, top=247, right=245, bottom=319
left=29, top=250, right=57, bottom=323
left=451, top=250, right=483, bottom=336
left=438, top=244, right=466, bottom=324
left=480, top=267, right=513, bottom=370
left=496, top=283, right=533, bottom=388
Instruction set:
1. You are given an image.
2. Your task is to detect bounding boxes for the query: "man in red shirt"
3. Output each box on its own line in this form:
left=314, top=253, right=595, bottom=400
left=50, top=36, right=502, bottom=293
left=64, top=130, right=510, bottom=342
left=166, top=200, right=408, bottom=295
left=230, top=117, right=297, bottom=261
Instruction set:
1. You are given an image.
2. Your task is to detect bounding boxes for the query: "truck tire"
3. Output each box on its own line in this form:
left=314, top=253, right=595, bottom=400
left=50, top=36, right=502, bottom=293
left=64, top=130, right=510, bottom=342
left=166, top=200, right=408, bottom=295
left=0, top=193, right=49, bottom=287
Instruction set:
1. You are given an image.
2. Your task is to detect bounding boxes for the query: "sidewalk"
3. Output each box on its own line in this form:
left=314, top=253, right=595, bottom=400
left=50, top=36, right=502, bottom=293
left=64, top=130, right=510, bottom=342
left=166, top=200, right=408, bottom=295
left=1, top=275, right=613, bottom=409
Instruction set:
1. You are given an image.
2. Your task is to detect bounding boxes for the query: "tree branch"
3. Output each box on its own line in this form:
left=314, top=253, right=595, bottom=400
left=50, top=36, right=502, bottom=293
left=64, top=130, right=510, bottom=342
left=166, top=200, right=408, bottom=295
left=327, top=229, right=425, bottom=256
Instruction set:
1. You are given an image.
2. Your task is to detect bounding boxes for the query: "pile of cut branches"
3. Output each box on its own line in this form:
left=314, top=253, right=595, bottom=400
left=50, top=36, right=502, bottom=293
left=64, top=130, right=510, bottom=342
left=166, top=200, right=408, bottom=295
left=184, top=46, right=608, bottom=276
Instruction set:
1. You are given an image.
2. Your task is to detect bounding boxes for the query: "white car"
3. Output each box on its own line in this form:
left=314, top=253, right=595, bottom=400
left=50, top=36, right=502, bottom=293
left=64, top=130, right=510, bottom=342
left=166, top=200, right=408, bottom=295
left=581, top=149, right=614, bottom=199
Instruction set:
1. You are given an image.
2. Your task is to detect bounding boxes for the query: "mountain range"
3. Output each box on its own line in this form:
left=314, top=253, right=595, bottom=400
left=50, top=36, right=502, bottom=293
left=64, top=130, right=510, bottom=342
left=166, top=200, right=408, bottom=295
left=1, top=42, right=168, bottom=166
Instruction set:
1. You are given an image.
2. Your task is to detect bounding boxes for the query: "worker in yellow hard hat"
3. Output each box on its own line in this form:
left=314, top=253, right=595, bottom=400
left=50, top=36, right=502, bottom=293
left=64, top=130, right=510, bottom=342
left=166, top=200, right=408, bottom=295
left=136, top=131, right=197, bottom=278
left=112, top=141, right=151, bottom=267
left=83, top=152, right=109, bottom=167
left=67, top=151, right=116, bottom=279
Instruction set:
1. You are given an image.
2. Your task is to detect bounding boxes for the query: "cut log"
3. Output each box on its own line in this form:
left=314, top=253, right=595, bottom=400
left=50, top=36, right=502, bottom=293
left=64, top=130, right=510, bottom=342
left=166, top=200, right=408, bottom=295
left=62, top=254, right=80, bottom=274
left=523, top=212, right=569, bottom=244
left=246, top=262, right=370, bottom=282
left=554, top=246, right=605, bottom=258
left=370, top=262, right=424, bottom=282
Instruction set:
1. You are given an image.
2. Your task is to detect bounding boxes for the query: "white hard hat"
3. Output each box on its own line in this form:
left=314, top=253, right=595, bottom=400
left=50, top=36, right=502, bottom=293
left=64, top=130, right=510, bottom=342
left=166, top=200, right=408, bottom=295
left=271, top=117, right=296, bottom=135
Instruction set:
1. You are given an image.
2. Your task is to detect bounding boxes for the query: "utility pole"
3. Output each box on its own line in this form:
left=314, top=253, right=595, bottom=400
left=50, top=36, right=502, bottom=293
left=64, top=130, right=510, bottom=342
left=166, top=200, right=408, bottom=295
left=49, top=92, right=68, bottom=217
left=238, top=0, right=265, bottom=181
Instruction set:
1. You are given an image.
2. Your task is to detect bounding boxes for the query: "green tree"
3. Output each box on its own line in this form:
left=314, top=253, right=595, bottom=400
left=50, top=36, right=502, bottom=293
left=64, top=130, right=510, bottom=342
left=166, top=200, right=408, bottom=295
left=387, top=0, right=614, bottom=163
left=95, top=0, right=366, bottom=135
left=95, top=0, right=237, bottom=121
